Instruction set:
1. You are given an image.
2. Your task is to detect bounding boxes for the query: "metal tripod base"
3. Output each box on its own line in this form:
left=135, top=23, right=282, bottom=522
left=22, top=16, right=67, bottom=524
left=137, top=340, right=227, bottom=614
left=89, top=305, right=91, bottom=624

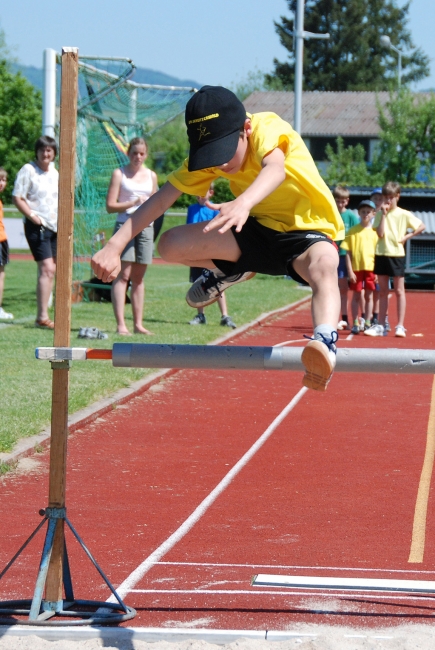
left=0, top=507, right=136, bottom=625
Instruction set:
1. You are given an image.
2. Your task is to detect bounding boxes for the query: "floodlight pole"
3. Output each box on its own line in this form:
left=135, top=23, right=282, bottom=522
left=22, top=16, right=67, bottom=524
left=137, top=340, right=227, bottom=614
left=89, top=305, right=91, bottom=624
left=293, top=0, right=330, bottom=134
left=42, top=49, right=57, bottom=138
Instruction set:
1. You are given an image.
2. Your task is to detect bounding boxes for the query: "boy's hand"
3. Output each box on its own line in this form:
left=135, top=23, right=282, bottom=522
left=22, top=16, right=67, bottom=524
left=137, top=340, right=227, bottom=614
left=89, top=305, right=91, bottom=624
left=91, top=243, right=121, bottom=283
left=203, top=197, right=250, bottom=234
left=349, top=271, right=357, bottom=284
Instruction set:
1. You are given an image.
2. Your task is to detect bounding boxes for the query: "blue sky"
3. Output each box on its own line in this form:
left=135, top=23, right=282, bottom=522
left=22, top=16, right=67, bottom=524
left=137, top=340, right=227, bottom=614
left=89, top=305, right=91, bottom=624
left=1, top=0, right=434, bottom=90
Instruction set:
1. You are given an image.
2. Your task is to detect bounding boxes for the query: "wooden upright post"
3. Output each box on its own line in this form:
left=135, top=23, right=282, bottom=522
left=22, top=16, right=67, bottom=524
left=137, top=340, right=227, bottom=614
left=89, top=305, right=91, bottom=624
left=45, top=47, right=78, bottom=605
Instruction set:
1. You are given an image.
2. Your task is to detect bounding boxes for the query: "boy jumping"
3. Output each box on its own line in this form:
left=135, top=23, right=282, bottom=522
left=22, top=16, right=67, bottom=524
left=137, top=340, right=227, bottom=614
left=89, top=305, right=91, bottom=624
left=92, top=86, right=344, bottom=390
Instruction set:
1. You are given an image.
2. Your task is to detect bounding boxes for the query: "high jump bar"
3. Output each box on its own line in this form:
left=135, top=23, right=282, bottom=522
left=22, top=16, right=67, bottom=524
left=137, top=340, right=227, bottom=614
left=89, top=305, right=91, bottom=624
left=36, top=344, right=435, bottom=374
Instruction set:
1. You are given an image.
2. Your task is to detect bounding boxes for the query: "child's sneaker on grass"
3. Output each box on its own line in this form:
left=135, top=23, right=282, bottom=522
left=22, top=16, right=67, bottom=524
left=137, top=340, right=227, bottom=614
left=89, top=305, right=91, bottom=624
left=186, top=270, right=256, bottom=308
left=189, top=313, right=207, bottom=325
left=0, top=306, right=14, bottom=320
left=220, top=315, right=237, bottom=329
left=301, top=331, right=337, bottom=392
left=337, top=320, right=348, bottom=331
left=364, top=323, right=385, bottom=337
left=395, top=325, right=407, bottom=338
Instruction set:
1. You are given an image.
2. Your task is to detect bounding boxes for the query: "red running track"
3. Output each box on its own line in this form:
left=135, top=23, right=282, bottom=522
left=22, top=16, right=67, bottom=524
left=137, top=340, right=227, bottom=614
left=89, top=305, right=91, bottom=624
left=1, top=291, right=435, bottom=630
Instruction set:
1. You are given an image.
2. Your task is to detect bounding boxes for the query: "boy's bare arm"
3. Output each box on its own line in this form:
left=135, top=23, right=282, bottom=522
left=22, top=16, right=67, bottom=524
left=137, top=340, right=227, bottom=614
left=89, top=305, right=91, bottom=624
left=376, top=201, right=390, bottom=238
left=204, top=148, right=286, bottom=234
left=400, top=221, right=425, bottom=244
left=345, top=251, right=356, bottom=284
left=92, top=182, right=181, bottom=282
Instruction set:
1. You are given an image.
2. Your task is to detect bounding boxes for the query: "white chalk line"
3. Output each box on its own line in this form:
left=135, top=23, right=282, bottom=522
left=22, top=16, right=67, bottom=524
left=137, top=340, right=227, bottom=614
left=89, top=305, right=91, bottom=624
left=107, top=386, right=308, bottom=602
left=155, top=561, right=435, bottom=575
left=129, top=588, right=435, bottom=602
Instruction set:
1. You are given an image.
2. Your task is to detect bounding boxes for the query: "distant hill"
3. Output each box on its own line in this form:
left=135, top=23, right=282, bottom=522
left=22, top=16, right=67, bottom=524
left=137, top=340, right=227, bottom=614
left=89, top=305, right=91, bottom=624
left=11, top=62, right=201, bottom=92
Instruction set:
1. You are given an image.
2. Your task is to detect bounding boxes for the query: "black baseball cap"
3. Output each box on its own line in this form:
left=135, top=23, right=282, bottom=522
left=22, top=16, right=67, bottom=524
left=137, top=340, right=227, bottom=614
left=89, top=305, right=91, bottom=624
left=358, top=199, right=376, bottom=209
left=185, top=86, right=247, bottom=172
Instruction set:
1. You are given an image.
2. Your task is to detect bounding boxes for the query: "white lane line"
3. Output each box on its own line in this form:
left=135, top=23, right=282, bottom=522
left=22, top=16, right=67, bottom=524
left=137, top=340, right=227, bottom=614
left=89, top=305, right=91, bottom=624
left=156, top=561, right=435, bottom=574
left=107, top=387, right=308, bottom=602
left=130, top=588, right=435, bottom=602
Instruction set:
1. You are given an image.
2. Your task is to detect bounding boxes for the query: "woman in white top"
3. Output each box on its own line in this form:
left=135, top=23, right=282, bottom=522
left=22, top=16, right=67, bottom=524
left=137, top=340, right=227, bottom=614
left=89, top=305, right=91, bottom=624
left=13, top=136, right=59, bottom=329
left=106, top=137, right=158, bottom=334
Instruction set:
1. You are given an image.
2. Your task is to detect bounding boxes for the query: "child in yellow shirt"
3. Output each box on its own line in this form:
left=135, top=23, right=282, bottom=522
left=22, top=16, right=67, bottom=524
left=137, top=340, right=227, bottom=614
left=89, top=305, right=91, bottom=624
left=92, top=86, right=344, bottom=390
left=340, top=200, right=378, bottom=334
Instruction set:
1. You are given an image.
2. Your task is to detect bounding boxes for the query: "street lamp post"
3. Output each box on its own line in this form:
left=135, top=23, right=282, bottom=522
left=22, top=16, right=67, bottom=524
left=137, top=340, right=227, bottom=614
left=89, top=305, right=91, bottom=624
left=380, top=34, right=416, bottom=90
left=293, top=0, right=330, bottom=133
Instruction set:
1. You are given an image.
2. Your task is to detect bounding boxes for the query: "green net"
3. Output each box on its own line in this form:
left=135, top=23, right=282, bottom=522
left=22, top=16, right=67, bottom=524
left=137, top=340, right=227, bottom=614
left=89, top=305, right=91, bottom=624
left=57, top=56, right=196, bottom=282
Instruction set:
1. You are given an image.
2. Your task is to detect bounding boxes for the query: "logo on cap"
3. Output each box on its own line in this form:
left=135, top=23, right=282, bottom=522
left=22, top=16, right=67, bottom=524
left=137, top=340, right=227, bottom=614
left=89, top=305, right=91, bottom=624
left=198, top=124, right=211, bottom=141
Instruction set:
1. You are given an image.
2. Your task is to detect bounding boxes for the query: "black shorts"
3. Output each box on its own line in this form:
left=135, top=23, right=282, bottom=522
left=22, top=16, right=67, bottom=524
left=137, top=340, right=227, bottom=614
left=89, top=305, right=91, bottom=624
left=24, top=219, right=57, bottom=262
left=212, top=217, right=337, bottom=285
left=374, top=255, right=405, bottom=277
left=189, top=266, right=205, bottom=283
left=0, top=239, right=9, bottom=266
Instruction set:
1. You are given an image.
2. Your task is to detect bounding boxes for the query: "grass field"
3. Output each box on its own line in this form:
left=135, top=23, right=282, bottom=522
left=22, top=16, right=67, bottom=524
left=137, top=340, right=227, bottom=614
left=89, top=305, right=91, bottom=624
left=0, top=258, right=306, bottom=457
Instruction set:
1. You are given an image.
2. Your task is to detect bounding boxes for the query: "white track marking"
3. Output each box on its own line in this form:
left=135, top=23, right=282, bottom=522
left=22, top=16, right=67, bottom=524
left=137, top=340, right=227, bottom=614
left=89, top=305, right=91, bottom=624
left=129, top=588, right=435, bottom=602
left=107, top=387, right=308, bottom=602
left=155, top=561, right=435, bottom=574
left=273, top=339, right=308, bottom=347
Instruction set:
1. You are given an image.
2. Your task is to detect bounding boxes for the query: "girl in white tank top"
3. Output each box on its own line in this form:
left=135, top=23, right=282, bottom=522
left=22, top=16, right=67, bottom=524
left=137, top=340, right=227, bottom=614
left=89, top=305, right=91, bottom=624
left=106, top=137, right=158, bottom=335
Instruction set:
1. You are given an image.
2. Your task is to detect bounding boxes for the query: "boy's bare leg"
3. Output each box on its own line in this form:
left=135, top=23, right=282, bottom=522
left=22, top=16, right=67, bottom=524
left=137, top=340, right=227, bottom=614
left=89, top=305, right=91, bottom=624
left=351, top=291, right=360, bottom=323
left=364, top=289, right=374, bottom=323
left=393, top=276, right=406, bottom=327
left=217, top=292, right=228, bottom=317
left=111, top=261, right=131, bottom=335
left=158, top=223, right=241, bottom=268
left=293, top=241, right=340, bottom=391
left=377, top=275, right=390, bottom=326
left=338, top=277, right=348, bottom=321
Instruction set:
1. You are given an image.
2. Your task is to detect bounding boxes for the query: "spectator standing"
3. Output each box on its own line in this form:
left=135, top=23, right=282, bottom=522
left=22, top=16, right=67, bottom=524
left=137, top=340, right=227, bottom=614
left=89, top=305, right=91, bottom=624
left=106, top=137, right=157, bottom=335
left=364, top=181, right=425, bottom=338
left=186, top=184, right=237, bottom=328
left=12, top=136, right=58, bottom=329
left=340, top=200, right=378, bottom=334
left=0, top=168, right=14, bottom=320
left=333, top=186, right=360, bottom=330
left=369, top=187, right=389, bottom=329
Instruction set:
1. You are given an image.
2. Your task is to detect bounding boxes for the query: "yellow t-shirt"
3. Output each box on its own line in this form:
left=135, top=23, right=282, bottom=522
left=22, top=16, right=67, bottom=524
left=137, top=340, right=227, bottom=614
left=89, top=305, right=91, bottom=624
left=168, top=112, right=344, bottom=241
left=373, top=207, right=422, bottom=257
left=340, top=224, right=378, bottom=272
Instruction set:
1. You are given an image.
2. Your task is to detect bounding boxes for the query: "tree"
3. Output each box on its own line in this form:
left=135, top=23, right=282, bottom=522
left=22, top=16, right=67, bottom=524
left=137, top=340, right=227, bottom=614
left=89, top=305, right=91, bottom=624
left=0, top=61, right=42, bottom=203
left=267, top=0, right=430, bottom=91
left=373, top=90, right=435, bottom=185
left=322, top=137, right=375, bottom=186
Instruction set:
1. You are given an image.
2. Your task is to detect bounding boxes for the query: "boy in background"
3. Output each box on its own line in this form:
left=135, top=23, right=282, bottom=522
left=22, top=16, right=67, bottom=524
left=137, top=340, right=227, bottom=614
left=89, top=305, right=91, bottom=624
left=340, top=200, right=378, bottom=334
left=369, top=187, right=387, bottom=328
left=364, top=181, right=425, bottom=338
left=186, top=184, right=237, bottom=328
left=333, top=186, right=359, bottom=330
left=0, top=168, right=14, bottom=320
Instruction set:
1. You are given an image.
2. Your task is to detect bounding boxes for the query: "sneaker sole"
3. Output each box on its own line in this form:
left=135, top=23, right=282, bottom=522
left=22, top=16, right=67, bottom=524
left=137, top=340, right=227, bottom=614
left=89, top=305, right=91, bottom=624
left=301, top=340, right=335, bottom=392
left=186, top=272, right=256, bottom=308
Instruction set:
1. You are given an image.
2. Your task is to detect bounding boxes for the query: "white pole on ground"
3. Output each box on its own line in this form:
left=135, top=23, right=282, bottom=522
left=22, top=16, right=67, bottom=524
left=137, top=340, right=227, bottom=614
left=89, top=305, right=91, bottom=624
left=42, top=48, right=57, bottom=137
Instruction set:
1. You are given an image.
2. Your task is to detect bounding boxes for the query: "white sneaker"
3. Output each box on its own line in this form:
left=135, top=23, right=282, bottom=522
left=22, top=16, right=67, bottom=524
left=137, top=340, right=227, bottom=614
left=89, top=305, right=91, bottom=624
left=302, top=333, right=337, bottom=391
left=0, top=306, right=14, bottom=320
left=364, top=323, right=384, bottom=337
left=395, top=325, right=407, bottom=338
left=337, top=320, right=348, bottom=330
left=359, top=316, right=365, bottom=332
